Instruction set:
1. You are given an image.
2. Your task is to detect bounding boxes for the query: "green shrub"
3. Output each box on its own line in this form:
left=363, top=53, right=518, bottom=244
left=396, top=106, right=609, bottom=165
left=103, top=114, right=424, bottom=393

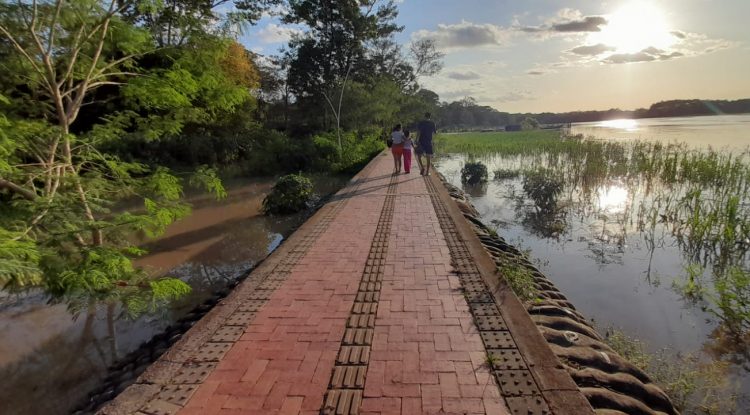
left=461, top=162, right=489, bottom=185
left=262, top=174, right=313, bottom=214
left=312, top=130, right=384, bottom=174
left=523, top=170, right=563, bottom=212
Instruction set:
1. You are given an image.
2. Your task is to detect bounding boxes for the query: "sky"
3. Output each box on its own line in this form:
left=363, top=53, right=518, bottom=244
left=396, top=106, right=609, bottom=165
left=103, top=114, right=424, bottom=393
left=241, top=0, right=750, bottom=113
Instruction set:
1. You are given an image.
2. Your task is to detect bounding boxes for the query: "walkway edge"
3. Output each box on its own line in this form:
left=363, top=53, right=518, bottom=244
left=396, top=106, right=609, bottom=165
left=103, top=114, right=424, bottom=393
left=425, top=173, right=595, bottom=415
left=97, top=152, right=389, bottom=415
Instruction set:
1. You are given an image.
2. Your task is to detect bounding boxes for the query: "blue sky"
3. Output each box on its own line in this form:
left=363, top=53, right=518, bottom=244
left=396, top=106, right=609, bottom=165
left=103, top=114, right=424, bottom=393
left=241, top=0, right=750, bottom=113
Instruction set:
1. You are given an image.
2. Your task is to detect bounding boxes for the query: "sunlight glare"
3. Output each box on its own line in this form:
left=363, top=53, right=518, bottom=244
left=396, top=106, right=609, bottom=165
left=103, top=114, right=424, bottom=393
left=598, top=185, right=629, bottom=213
left=598, top=119, right=639, bottom=131
left=589, top=2, right=676, bottom=53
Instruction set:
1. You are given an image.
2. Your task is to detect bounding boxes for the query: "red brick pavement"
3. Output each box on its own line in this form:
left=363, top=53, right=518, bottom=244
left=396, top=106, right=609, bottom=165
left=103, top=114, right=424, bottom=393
left=176, top=154, right=509, bottom=415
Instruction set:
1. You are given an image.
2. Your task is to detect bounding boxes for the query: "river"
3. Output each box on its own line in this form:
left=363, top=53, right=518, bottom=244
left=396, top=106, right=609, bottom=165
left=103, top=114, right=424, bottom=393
left=437, top=114, right=750, bottom=413
left=0, top=175, right=348, bottom=415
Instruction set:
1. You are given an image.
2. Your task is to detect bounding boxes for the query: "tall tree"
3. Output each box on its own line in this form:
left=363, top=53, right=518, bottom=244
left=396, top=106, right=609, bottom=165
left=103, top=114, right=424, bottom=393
left=0, top=0, right=228, bottom=315
left=121, top=0, right=283, bottom=47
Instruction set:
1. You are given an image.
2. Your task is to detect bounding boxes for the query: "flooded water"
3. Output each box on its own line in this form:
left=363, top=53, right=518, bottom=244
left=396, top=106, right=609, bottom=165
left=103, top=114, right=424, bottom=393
left=570, top=114, right=750, bottom=150
left=437, top=114, right=750, bottom=413
left=0, top=175, right=347, bottom=415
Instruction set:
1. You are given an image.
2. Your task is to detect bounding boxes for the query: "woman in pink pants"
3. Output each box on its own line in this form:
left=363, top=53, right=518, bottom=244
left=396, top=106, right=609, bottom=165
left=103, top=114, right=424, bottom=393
left=402, top=129, right=413, bottom=174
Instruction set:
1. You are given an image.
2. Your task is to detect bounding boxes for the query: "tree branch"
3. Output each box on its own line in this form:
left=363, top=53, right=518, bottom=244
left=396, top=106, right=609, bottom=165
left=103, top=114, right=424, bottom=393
left=0, top=178, right=37, bottom=200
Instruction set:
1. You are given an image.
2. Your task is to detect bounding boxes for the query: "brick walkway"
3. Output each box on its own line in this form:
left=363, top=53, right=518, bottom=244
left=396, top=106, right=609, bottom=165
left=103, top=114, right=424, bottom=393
left=105, top=152, right=591, bottom=415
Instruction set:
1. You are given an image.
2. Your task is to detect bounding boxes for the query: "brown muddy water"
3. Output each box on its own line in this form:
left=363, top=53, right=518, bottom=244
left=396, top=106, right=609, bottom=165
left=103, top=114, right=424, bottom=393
left=437, top=116, right=750, bottom=413
left=0, top=175, right=348, bottom=415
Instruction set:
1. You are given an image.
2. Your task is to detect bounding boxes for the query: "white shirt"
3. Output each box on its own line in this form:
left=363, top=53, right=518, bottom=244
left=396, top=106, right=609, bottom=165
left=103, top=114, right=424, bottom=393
left=391, top=131, right=405, bottom=145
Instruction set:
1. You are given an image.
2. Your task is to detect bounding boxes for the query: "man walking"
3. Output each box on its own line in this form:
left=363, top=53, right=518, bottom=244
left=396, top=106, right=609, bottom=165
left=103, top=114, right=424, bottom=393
left=416, top=112, right=436, bottom=176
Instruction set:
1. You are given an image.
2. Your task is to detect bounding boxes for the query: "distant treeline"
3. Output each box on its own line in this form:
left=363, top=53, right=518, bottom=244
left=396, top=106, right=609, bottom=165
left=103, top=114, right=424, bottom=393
left=437, top=98, right=750, bottom=130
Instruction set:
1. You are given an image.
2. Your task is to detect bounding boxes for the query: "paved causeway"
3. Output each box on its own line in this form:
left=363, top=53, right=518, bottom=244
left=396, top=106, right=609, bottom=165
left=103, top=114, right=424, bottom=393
left=103, top=152, right=592, bottom=415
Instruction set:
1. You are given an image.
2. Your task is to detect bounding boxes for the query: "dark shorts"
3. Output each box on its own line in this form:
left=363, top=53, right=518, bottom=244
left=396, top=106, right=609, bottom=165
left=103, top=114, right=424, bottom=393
left=417, top=140, right=433, bottom=155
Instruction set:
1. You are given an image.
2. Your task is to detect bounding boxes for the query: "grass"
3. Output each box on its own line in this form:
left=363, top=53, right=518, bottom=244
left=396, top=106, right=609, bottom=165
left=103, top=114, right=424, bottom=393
left=498, top=263, right=538, bottom=302
left=436, top=130, right=562, bottom=156
left=605, top=328, right=737, bottom=415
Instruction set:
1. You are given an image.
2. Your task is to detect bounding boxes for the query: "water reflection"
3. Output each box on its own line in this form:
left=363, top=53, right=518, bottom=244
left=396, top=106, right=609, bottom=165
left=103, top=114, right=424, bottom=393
left=598, top=118, right=639, bottom=131
left=597, top=185, right=629, bottom=213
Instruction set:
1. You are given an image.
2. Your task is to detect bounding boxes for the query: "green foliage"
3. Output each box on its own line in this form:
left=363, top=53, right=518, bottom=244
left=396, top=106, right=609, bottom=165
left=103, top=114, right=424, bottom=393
left=313, top=130, right=385, bottom=174
left=0, top=229, right=42, bottom=288
left=461, top=162, right=489, bottom=185
left=523, top=170, right=563, bottom=212
left=605, top=328, right=737, bottom=414
left=677, top=263, right=750, bottom=333
left=262, top=174, right=314, bottom=215
left=0, top=3, right=238, bottom=316
left=499, top=263, right=538, bottom=302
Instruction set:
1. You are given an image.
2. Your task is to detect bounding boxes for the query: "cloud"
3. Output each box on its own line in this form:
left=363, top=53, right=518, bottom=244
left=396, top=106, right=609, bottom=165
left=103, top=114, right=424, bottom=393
left=604, top=51, right=657, bottom=64
left=446, top=71, right=481, bottom=80
left=516, top=9, right=607, bottom=35
left=596, top=32, right=734, bottom=64
left=670, top=30, right=687, bottom=39
left=603, top=48, right=687, bottom=64
left=412, top=21, right=510, bottom=49
left=257, top=23, right=302, bottom=44
left=567, top=43, right=616, bottom=56
left=552, top=16, right=607, bottom=32
left=526, top=70, right=545, bottom=75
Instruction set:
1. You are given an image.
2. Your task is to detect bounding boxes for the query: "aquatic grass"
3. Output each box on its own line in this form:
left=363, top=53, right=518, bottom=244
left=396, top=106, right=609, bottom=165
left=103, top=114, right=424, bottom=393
left=441, top=131, right=750, bottom=336
left=605, top=328, right=737, bottom=415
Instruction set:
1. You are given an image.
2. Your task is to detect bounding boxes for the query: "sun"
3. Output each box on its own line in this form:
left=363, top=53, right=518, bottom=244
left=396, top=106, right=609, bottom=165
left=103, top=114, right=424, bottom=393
left=588, top=2, right=676, bottom=54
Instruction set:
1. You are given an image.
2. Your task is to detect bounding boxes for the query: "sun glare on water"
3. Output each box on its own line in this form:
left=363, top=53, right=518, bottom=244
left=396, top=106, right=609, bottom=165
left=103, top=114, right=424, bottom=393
left=598, top=119, right=639, bottom=130
left=598, top=185, right=629, bottom=213
left=589, top=2, right=676, bottom=53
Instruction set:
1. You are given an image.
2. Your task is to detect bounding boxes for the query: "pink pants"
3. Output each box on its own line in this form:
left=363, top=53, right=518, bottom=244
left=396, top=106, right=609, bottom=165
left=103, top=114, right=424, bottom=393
left=403, top=148, right=412, bottom=173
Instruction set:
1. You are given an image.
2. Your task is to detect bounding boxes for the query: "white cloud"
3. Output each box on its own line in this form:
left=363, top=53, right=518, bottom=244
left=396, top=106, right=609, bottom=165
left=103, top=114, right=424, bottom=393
left=257, top=23, right=302, bottom=44
left=411, top=21, right=511, bottom=50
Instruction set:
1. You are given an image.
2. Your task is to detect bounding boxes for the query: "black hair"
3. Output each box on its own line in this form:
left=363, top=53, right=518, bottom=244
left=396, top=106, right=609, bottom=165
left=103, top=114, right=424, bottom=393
left=394, top=123, right=402, bottom=131
left=424, top=112, right=431, bottom=119
left=403, top=129, right=410, bottom=137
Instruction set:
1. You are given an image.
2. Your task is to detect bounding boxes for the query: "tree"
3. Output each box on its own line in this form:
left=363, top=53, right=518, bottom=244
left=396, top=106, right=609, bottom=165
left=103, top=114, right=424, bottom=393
left=121, top=0, right=283, bottom=47
left=521, top=117, right=540, bottom=130
left=409, top=38, right=443, bottom=78
left=283, top=0, right=402, bottom=135
left=0, top=0, right=227, bottom=315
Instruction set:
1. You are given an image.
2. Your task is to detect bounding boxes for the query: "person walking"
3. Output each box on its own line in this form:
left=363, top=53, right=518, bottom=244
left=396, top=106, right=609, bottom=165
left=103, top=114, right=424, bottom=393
left=390, top=124, right=405, bottom=174
left=402, top=129, right=413, bottom=174
left=416, top=112, right=436, bottom=176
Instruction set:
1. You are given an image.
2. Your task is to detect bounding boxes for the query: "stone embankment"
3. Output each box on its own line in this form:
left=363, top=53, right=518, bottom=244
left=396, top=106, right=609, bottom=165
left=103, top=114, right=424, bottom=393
left=440, top=176, right=680, bottom=415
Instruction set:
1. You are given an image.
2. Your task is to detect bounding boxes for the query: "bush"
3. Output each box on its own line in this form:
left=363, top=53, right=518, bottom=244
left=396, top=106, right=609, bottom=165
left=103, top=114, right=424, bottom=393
left=311, top=129, right=384, bottom=174
left=461, top=161, right=489, bottom=185
left=523, top=170, right=563, bottom=212
left=262, top=174, right=313, bottom=214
